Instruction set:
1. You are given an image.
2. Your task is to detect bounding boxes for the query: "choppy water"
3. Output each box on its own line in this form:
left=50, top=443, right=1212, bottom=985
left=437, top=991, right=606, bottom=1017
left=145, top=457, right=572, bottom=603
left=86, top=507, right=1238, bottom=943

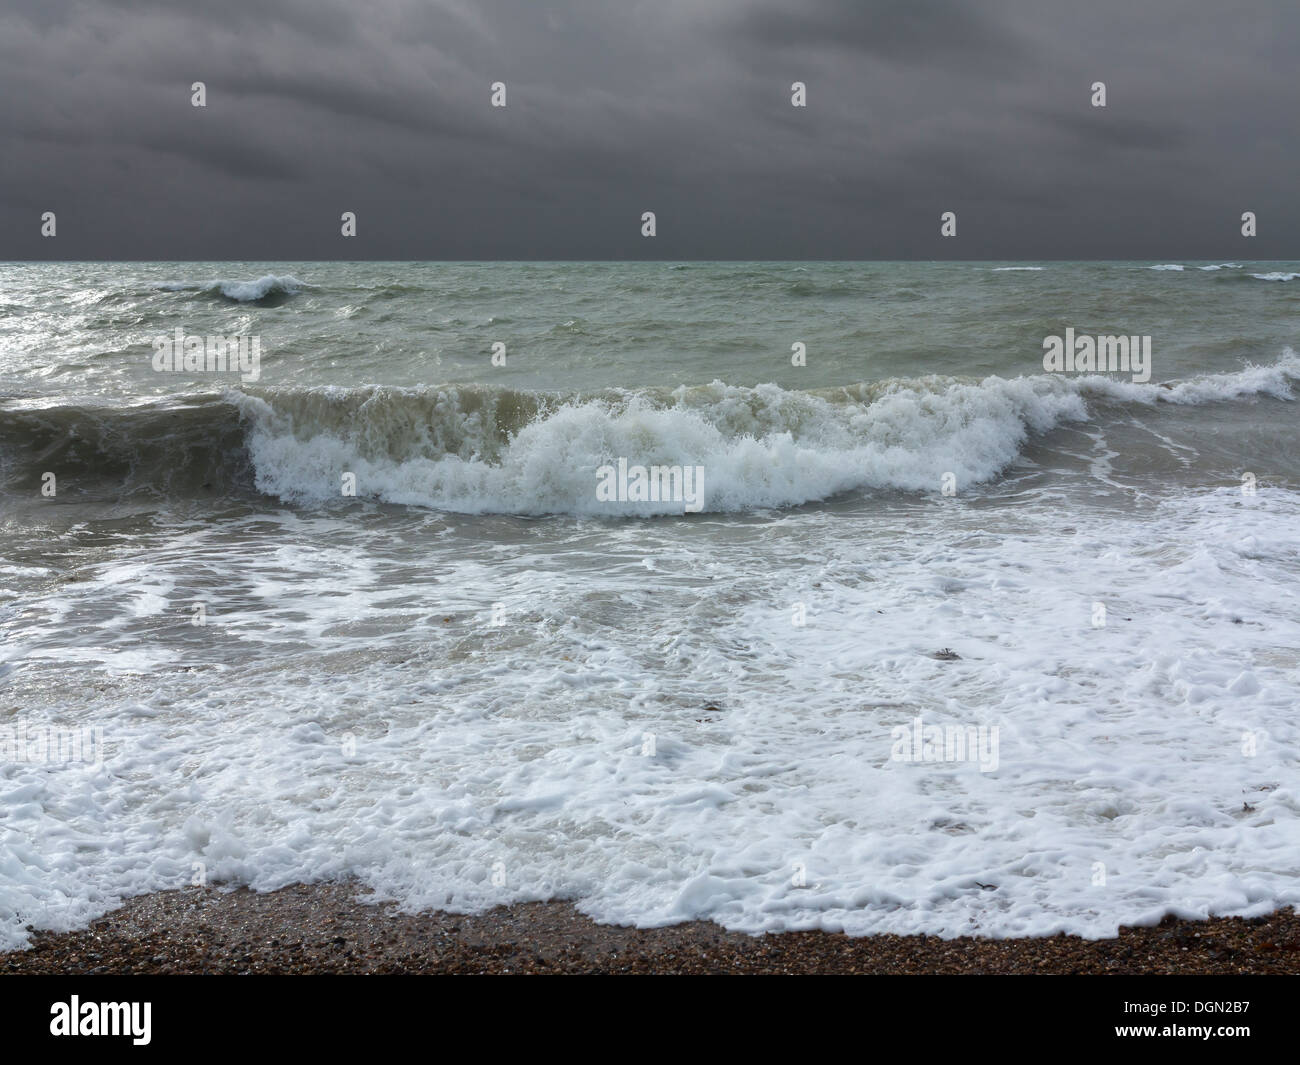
left=1, top=261, right=1298, bottom=945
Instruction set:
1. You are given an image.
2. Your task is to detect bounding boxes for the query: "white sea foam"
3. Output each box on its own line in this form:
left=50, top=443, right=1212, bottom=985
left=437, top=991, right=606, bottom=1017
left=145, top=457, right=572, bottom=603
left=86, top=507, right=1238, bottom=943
left=2, top=486, right=1298, bottom=946
left=1149, top=264, right=1185, bottom=271
left=1251, top=272, right=1300, bottom=282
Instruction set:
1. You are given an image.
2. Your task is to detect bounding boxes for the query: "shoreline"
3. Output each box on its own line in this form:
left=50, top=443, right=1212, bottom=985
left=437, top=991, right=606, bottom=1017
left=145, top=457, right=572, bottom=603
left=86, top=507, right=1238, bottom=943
left=4, top=883, right=1299, bottom=974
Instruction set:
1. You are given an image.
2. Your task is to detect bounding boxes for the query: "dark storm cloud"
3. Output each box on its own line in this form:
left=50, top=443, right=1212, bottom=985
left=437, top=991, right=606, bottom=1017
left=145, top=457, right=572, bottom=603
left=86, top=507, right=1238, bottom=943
left=1027, top=109, right=1191, bottom=154
left=737, top=0, right=1030, bottom=68
left=0, top=0, right=1296, bottom=259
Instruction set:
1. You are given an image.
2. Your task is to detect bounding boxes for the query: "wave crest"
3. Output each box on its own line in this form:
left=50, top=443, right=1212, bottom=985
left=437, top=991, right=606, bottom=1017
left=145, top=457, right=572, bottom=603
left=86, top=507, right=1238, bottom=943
left=158, top=274, right=308, bottom=303
left=4, top=355, right=1296, bottom=514
left=232, top=353, right=1299, bottom=514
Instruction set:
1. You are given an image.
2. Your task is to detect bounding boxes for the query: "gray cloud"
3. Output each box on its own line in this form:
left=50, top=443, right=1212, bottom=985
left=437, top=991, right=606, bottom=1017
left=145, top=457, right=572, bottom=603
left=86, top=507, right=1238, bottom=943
left=736, top=0, right=1031, bottom=68
left=0, top=0, right=1295, bottom=259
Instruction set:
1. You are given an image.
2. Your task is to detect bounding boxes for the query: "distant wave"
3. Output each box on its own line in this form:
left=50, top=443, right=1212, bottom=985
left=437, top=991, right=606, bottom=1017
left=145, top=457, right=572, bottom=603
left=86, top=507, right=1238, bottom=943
left=991, top=266, right=1044, bottom=272
left=1149, top=264, right=1185, bottom=271
left=6, top=355, right=1296, bottom=515
left=157, top=274, right=308, bottom=303
left=1251, top=272, right=1300, bottom=282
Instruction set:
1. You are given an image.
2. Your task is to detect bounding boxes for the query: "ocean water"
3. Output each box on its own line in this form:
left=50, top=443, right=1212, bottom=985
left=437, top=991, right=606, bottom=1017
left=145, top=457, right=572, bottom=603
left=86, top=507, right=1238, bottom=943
left=1, top=260, right=1298, bottom=947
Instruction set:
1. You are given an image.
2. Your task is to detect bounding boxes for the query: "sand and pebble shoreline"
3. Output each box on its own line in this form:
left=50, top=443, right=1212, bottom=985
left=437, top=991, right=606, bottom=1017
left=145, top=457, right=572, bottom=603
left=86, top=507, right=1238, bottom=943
left=4, top=883, right=1298, bottom=975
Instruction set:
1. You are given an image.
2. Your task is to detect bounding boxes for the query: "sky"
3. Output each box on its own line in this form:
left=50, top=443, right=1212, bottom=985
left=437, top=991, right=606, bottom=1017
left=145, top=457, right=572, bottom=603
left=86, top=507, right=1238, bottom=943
left=1, top=0, right=1296, bottom=260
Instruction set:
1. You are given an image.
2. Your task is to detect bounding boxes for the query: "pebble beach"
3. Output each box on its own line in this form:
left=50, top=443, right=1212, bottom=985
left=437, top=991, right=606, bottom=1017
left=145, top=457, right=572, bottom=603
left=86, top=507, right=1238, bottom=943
left=6, top=884, right=1298, bottom=976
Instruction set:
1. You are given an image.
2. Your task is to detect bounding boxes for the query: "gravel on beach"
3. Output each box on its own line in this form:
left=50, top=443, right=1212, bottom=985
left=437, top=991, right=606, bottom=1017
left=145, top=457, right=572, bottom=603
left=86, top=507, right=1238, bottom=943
left=4, top=883, right=1299, bottom=974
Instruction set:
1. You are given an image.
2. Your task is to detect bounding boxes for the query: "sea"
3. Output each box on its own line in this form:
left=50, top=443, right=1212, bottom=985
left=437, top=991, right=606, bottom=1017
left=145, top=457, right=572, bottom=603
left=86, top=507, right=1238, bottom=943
left=1, top=260, right=1298, bottom=948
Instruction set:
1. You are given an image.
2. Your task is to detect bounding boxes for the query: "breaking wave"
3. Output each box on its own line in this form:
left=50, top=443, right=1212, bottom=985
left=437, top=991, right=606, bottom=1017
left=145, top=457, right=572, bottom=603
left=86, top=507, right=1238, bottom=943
left=3, top=353, right=1297, bottom=514
left=157, top=274, right=308, bottom=303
